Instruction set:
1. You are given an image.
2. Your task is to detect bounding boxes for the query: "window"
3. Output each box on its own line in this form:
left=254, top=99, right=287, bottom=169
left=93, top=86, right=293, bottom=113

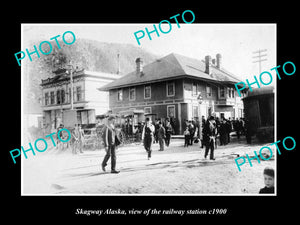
left=144, top=107, right=152, bottom=114
left=117, top=89, right=123, bottom=101
left=206, top=85, right=212, bottom=97
left=144, top=84, right=151, bottom=99
left=45, top=92, right=49, bottom=105
left=167, top=82, right=175, bottom=97
left=167, top=105, right=176, bottom=118
left=76, top=86, right=82, bottom=101
left=57, top=90, right=61, bottom=104
left=232, top=89, right=235, bottom=98
left=129, top=87, right=136, bottom=101
left=220, top=87, right=226, bottom=98
left=192, top=82, right=197, bottom=96
left=61, top=89, right=65, bottom=103
left=192, top=106, right=199, bottom=118
left=50, top=91, right=55, bottom=104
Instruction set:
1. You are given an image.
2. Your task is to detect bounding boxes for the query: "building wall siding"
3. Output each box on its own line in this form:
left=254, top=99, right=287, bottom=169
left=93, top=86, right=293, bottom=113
left=109, top=79, right=184, bottom=108
left=108, top=77, right=244, bottom=134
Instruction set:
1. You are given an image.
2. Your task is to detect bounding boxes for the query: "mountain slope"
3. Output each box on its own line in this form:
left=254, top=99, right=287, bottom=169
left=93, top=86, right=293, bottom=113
left=23, top=39, right=159, bottom=114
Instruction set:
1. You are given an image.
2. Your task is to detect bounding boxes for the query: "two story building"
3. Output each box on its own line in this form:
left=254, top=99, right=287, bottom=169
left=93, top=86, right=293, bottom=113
left=99, top=53, right=246, bottom=134
left=41, top=68, right=120, bottom=133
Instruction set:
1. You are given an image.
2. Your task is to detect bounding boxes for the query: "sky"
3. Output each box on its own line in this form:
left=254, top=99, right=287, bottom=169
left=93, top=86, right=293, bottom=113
left=22, top=23, right=276, bottom=81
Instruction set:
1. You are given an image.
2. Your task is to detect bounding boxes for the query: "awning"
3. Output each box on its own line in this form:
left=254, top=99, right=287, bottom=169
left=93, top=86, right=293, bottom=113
left=118, top=109, right=144, bottom=116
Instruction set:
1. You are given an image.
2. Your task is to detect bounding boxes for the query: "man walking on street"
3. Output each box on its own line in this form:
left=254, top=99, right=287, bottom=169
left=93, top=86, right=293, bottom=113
left=101, top=116, right=120, bottom=174
left=142, top=117, right=155, bottom=159
left=203, top=116, right=216, bottom=160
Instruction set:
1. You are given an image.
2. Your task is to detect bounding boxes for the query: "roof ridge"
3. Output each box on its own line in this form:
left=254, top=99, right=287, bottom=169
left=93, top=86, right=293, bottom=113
left=162, top=53, right=187, bottom=74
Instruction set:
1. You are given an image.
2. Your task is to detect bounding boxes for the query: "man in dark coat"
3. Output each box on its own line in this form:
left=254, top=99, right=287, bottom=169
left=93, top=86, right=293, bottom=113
left=225, top=118, right=232, bottom=143
left=157, top=122, right=166, bottom=151
left=142, top=118, right=155, bottom=159
left=164, top=119, right=173, bottom=147
left=203, top=116, right=216, bottom=160
left=188, top=120, right=195, bottom=145
left=200, top=116, right=206, bottom=148
left=101, top=116, right=120, bottom=174
left=219, top=118, right=227, bottom=145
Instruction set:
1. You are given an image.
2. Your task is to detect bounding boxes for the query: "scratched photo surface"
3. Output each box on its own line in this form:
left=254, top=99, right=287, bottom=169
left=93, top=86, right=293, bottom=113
left=21, top=23, right=276, bottom=195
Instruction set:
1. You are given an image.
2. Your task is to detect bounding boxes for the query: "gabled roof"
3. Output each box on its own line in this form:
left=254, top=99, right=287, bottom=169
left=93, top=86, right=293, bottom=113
left=99, top=53, right=242, bottom=91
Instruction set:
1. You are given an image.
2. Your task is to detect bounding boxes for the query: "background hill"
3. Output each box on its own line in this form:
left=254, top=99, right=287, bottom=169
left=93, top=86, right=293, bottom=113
left=23, top=39, right=159, bottom=114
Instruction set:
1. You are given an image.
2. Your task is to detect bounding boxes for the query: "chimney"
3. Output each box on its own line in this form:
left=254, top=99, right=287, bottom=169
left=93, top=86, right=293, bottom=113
left=212, top=58, right=216, bottom=65
left=135, top=57, right=143, bottom=75
left=117, top=53, right=121, bottom=75
left=205, top=55, right=212, bottom=74
left=216, top=53, right=222, bottom=69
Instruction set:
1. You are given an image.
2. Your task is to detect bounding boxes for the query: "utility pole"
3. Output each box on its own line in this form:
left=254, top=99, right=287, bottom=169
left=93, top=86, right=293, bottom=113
left=252, top=49, right=267, bottom=74
left=117, top=53, right=121, bottom=75
left=67, top=64, right=74, bottom=110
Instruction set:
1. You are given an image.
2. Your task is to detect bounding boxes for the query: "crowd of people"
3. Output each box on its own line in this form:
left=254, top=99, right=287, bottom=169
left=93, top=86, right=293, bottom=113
left=183, top=116, right=247, bottom=160
left=55, top=123, right=85, bottom=154
left=55, top=117, right=274, bottom=194
left=55, top=114, right=251, bottom=175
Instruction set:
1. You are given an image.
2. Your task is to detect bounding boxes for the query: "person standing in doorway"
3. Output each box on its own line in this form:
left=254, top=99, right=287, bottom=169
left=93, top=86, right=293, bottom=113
left=101, top=116, right=120, bottom=174
left=142, top=118, right=155, bottom=159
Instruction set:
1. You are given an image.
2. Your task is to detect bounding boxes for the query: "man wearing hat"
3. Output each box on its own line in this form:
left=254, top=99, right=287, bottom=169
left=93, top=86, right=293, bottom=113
left=142, top=117, right=155, bottom=159
left=101, top=115, right=120, bottom=173
left=203, top=116, right=217, bottom=160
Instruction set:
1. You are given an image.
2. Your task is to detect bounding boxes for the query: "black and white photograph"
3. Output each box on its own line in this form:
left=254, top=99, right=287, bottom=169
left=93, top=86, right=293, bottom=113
left=4, top=4, right=298, bottom=221
left=21, top=23, right=276, bottom=195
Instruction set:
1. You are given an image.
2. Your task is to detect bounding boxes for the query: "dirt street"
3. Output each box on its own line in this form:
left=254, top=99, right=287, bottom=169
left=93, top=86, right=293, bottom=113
left=22, top=137, right=276, bottom=195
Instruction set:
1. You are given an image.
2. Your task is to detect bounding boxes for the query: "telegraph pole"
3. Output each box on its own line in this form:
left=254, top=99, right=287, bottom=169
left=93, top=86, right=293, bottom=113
left=67, top=63, right=74, bottom=110
left=117, top=53, right=121, bottom=75
left=252, top=49, right=267, bottom=74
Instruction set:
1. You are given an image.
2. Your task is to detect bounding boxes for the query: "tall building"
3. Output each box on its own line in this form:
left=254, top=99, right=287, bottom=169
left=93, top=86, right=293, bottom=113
left=99, top=53, right=246, bottom=134
left=40, top=68, right=120, bottom=133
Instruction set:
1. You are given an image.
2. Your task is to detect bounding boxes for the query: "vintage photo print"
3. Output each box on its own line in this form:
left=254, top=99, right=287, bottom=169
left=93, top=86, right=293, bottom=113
left=20, top=23, right=276, bottom=196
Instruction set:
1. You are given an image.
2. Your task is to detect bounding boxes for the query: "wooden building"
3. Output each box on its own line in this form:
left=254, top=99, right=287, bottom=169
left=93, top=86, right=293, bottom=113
left=40, top=68, right=120, bottom=133
left=99, top=53, right=246, bottom=134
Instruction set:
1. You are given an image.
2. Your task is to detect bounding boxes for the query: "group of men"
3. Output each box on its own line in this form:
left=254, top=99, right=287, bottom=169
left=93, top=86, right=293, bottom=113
left=100, top=116, right=174, bottom=174
left=55, top=123, right=85, bottom=154
left=201, top=116, right=246, bottom=160
left=143, top=118, right=174, bottom=159
left=71, top=124, right=85, bottom=154
left=183, top=120, right=200, bottom=147
left=99, top=115, right=246, bottom=174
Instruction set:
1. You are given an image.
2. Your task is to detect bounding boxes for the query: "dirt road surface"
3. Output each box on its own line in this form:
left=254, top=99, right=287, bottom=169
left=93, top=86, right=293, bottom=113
left=22, top=137, right=275, bottom=195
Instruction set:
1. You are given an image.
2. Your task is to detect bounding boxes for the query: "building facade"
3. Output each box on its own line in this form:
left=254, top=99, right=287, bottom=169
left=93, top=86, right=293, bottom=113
left=41, top=68, right=120, bottom=133
left=100, top=53, right=246, bottom=134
